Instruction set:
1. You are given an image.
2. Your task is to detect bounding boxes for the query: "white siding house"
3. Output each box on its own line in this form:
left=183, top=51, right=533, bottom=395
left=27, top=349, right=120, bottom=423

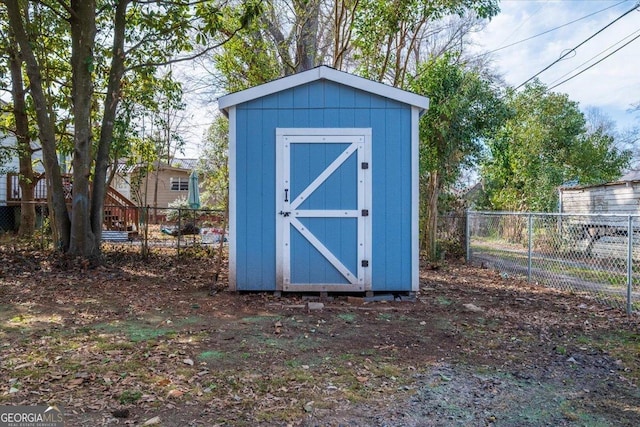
left=559, top=170, right=640, bottom=215
left=0, top=133, right=19, bottom=206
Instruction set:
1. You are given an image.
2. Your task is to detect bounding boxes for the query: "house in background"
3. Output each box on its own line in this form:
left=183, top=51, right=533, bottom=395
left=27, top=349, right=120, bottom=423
left=128, top=159, right=198, bottom=209
left=559, top=169, right=640, bottom=215
left=1, top=102, right=201, bottom=231
left=0, top=129, right=48, bottom=231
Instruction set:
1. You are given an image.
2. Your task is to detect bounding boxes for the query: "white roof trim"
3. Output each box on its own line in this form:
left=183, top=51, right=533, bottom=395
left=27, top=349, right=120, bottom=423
left=217, top=66, right=429, bottom=114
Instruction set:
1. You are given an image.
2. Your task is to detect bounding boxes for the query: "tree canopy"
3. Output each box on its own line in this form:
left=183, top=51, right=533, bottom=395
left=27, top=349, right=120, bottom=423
left=0, top=0, right=259, bottom=257
left=1, top=0, right=634, bottom=262
left=408, top=53, right=506, bottom=258
left=479, top=81, right=631, bottom=212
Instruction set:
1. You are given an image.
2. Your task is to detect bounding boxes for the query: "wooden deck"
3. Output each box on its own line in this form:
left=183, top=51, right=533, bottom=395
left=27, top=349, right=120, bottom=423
left=6, top=172, right=139, bottom=233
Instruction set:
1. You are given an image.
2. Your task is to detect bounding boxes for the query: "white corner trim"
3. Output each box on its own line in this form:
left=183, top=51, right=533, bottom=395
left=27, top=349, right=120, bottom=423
left=411, top=106, right=420, bottom=292
left=228, top=106, right=237, bottom=291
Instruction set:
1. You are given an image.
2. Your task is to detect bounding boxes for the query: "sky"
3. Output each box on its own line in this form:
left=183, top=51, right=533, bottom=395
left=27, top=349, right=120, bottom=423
left=180, top=0, right=640, bottom=157
left=469, top=0, right=640, bottom=131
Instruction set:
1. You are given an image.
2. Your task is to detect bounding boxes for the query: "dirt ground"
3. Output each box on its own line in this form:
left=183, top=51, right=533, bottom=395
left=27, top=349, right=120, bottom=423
left=0, top=247, right=639, bottom=426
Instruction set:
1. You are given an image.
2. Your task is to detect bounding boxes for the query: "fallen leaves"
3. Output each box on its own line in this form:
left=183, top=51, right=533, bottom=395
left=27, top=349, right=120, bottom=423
left=166, top=389, right=184, bottom=399
left=1, top=250, right=639, bottom=426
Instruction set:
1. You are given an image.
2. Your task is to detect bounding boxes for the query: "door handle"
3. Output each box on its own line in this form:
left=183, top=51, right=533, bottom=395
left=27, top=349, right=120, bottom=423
left=284, top=189, right=289, bottom=202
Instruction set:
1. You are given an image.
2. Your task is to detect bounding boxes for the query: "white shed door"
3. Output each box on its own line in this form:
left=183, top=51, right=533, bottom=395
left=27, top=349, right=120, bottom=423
left=276, top=128, right=372, bottom=292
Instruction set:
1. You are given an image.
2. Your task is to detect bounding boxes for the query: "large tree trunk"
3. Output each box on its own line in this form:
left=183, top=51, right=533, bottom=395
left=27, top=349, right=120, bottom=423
left=4, top=0, right=71, bottom=251
left=7, top=30, right=36, bottom=237
left=422, top=170, right=440, bottom=261
left=68, top=0, right=98, bottom=256
left=91, top=0, right=129, bottom=256
left=294, top=0, right=320, bottom=72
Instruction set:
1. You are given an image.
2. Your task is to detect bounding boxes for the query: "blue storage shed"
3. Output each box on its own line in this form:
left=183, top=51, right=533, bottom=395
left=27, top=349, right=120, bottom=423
left=218, top=66, right=429, bottom=293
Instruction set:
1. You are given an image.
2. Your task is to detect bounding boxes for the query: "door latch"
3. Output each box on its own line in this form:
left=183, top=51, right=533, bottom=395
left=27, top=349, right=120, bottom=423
left=278, top=211, right=291, bottom=217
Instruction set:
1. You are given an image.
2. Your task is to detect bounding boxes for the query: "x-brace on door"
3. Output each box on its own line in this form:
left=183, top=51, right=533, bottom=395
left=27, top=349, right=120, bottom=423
left=276, top=128, right=372, bottom=292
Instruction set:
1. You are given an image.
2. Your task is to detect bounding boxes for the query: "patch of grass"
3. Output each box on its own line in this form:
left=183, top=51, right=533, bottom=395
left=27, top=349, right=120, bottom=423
left=118, top=390, right=142, bottom=404
left=555, top=345, right=567, bottom=356
left=284, top=359, right=302, bottom=368
left=435, top=296, right=452, bottom=306
left=198, top=350, right=225, bottom=361
left=240, top=315, right=281, bottom=324
left=377, top=313, right=392, bottom=321
left=93, top=321, right=174, bottom=342
left=9, top=314, right=30, bottom=324
left=173, top=315, right=203, bottom=326
left=337, top=313, right=356, bottom=323
left=434, top=318, right=454, bottom=331
left=359, top=348, right=376, bottom=356
left=575, top=335, right=591, bottom=345
left=287, top=368, right=314, bottom=383
left=587, top=330, right=640, bottom=380
left=371, top=363, right=402, bottom=379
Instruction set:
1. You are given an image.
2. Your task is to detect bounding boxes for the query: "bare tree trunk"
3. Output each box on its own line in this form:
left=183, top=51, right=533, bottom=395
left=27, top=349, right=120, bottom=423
left=7, top=30, right=36, bottom=237
left=4, top=0, right=71, bottom=251
left=294, top=0, right=320, bottom=72
left=68, top=0, right=97, bottom=256
left=91, top=0, right=130, bottom=256
left=422, top=170, right=440, bottom=261
left=332, top=0, right=358, bottom=70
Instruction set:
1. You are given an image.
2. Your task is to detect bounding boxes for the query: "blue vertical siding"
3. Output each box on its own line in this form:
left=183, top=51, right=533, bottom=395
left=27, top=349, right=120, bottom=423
left=234, top=80, right=414, bottom=291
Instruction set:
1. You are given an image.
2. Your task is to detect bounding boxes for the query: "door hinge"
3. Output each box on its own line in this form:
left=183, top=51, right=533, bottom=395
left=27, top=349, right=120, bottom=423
left=361, top=162, right=369, bottom=169
left=361, top=260, right=369, bottom=267
left=361, top=209, right=369, bottom=217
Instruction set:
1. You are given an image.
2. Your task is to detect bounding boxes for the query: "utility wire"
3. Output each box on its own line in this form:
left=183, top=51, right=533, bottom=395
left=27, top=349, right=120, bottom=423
left=548, top=27, right=640, bottom=87
left=484, top=0, right=630, bottom=55
left=548, top=30, right=640, bottom=91
left=515, top=2, right=640, bottom=90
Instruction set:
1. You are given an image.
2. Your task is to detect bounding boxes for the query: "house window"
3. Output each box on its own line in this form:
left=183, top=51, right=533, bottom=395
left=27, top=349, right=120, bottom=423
left=170, top=177, right=189, bottom=191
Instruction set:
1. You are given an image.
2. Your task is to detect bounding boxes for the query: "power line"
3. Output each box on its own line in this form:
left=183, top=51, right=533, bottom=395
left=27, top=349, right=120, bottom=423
left=547, top=30, right=640, bottom=91
left=484, top=0, right=630, bottom=55
left=489, top=0, right=547, bottom=51
left=547, top=27, right=640, bottom=87
left=515, top=2, right=640, bottom=90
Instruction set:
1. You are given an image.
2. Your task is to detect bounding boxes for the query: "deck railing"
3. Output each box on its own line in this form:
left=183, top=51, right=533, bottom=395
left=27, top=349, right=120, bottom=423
left=7, top=173, right=139, bottom=233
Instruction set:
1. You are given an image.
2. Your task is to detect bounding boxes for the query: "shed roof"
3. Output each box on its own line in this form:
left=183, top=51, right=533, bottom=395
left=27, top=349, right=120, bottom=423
left=559, top=174, right=640, bottom=192
left=217, top=66, right=429, bottom=115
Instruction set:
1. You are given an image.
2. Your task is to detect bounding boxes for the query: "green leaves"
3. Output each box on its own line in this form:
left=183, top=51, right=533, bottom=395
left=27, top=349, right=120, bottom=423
left=479, top=81, right=631, bottom=212
left=409, top=53, right=505, bottom=258
left=352, top=0, right=500, bottom=84
left=410, top=53, right=506, bottom=185
left=198, top=115, right=229, bottom=210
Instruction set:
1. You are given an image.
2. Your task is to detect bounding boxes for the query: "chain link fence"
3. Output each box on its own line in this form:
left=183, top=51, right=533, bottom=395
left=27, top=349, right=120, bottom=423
left=467, top=211, right=639, bottom=314
left=0, top=203, right=227, bottom=255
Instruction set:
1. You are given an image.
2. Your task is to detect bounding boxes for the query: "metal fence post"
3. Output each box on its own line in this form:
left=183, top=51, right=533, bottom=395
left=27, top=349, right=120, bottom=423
left=465, top=210, right=471, bottom=263
left=527, top=213, right=533, bottom=282
left=627, top=215, right=633, bottom=315
left=177, top=208, right=182, bottom=254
